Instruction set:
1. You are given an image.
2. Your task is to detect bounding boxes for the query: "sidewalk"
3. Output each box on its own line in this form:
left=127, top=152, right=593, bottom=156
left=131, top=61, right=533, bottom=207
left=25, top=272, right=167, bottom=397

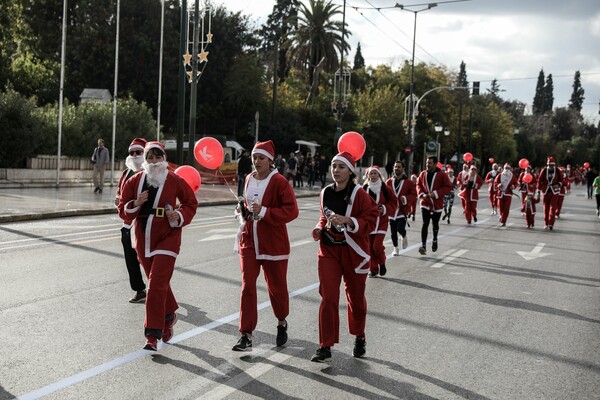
left=0, top=183, right=321, bottom=223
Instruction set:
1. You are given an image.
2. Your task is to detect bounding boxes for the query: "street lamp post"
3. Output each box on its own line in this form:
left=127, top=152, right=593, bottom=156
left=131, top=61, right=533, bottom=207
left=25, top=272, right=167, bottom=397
left=434, top=123, right=443, bottom=160
left=395, top=1, right=469, bottom=173
left=395, top=2, right=437, bottom=173
left=332, top=0, right=348, bottom=147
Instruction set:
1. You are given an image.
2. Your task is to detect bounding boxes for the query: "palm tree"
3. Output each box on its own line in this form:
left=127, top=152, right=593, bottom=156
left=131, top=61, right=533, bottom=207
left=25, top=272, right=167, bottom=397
left=287, top=0, right=351, bottom=99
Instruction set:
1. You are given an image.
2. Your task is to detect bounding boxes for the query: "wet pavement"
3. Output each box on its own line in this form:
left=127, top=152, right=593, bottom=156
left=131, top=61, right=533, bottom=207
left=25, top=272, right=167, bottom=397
left=0, top=182, right=321, bottom=223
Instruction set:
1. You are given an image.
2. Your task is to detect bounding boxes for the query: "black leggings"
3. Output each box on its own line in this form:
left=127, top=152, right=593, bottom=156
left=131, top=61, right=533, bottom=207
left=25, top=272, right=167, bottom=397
left=596, top=194, right=600, bottom=210
left=389, top=218, right=407, bottom=247
left=421, top=209, right=441, bottom=246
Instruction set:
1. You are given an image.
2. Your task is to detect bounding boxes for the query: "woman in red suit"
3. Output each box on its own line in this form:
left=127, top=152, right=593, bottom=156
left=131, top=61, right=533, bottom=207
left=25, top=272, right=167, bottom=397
left=458, top=165, right=484, bottom=225
left=118, top=141, right=198, bottom=351
left=310, top=152, right=379, bottom=363
left=494, top=163, right=518, bottom=227
left=517, top=165, right=537, bottom=214
left=538, top=156, right=564, bottom=230
left=363, top=166, right=397, bottom=277
left=416, top=156, right=452, bottom=255
left=232, top=140, right=299, bottom=352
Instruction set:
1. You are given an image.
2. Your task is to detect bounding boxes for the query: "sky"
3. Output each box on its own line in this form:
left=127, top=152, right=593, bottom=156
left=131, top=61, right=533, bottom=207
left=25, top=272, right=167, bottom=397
left=212, top=0, right=600, bottom=124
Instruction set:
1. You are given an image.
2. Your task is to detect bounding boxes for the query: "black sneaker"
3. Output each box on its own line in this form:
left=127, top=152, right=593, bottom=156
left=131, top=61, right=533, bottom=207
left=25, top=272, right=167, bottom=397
left=432, top=240, right=438, bottom=252
left=379, top=264, right=387, bottom=276
left=129, top=290, right=147, bottom=303
left=418, top=246, right=426, bottom=255
left=232, top=334, right=252, bottom=352
left=473, top=216, right=478, bottom=223
left=353, top=337, right=366, bottom=358
left=276, top=322, right=288, bottom=347
left=310, top=347, right=331, bottom=363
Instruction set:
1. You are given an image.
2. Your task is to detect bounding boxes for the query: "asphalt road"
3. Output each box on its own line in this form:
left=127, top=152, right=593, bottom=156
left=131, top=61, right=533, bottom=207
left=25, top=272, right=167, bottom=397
left=1, top=189, right=599, bottom=399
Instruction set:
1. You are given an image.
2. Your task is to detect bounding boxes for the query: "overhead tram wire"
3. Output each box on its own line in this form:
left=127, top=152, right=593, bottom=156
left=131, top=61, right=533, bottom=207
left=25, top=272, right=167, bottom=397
left=346, top=2, right=414, bottom=59
left=359, top=0, right=445, bottom=66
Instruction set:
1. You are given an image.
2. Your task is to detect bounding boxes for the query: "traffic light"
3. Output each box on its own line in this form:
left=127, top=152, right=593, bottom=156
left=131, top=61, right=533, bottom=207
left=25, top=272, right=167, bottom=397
left=247, top=122, right=254, bottom=136
left=472, top=81, right=480, bottom=96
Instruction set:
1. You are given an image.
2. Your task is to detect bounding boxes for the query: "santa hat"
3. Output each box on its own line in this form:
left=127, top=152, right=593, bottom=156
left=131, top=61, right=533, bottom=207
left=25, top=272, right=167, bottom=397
left=503, top=163, right=512, bottom=170
left=128, top=137, right=147, bottom=153
left=365, top=165, right=382, bottom=177
left=492, top=163, right=498, bottom=169
left=332, top=151, right=356, bottom=173
left=144, top=141, right=166, bottom=159
left=410, top=174, right=417, bottom=180
left=447, top=168, right=454, bottom=175
left=470, top=165, right=477, bottom=170
left=252, top=140, right=275, bottom=161
left=547, top=156, right=556, bottom=165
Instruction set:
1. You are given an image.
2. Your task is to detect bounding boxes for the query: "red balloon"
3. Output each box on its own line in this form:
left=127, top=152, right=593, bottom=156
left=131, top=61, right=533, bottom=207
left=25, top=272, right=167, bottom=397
left=194, top=137, right=224, bottom=169
left=337, top=131, right=366, bottom=160
left=523, top=173, right=533, bottom=184
left=518, top=158, right=529, bottom=169
left=584, top=162, right=590, bottom=169
left=488, top=157, right=494, bottom=164
left=175, top=165, right=202, bottom=192
left=463, top=152, right=473, bottom=163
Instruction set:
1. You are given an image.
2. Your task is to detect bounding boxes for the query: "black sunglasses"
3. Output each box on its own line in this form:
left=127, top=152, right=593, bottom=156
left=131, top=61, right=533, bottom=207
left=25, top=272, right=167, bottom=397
left=129, top=150, right=143, bottom=156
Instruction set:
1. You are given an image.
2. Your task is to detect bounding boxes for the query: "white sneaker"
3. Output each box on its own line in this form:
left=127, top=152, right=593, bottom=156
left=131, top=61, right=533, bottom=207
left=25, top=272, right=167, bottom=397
left=392, top=247, right=400, bottom=256
left=402, top=235, right=408, bottom=249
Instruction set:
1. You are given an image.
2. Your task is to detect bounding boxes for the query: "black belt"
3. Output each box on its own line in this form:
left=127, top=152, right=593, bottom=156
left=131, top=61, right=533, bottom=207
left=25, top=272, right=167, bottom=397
left=140, top=207, right=166, bottom=218
left=322, top=230, right=347, bottom=246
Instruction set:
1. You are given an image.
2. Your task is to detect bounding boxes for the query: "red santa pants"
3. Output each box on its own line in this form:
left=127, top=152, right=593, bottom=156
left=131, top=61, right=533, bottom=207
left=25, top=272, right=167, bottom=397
left=488, top=190, right=497, bottom=209
left=555, top=195, right=565, bottom=216
left=238, top=249, right=289, bottom=334
left=317, top=244, right=368, bottom=347
left=463, top=199, right=478, bottom=223
left=525, top=207, right=535, bottom=227
left=139, top=254, right=178, bottom=335
left=497, top=196, right=512, bottom=224
left=543, top=193, right=559, bottom=227
left=368, top=234, right=386, bottom=274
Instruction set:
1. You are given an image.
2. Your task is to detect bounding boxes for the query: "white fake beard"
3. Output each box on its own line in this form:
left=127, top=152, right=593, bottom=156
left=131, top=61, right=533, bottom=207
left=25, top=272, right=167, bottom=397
left=143, top=160, right=169, bottom=188
left=501, top=170, right=512, bottom=189
left=367, top=179, right=382, bottom=196
left=125, top=155, right=144, bottom=171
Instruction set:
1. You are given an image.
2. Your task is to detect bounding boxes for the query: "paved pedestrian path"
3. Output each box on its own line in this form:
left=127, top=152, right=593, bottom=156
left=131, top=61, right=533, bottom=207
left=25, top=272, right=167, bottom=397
left=0, top=183, right=321, bottom=222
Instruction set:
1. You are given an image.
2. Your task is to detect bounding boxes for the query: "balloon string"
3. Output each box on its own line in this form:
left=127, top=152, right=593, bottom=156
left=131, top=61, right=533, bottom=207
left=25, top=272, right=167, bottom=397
left=217, top=169, right=239, bottom=199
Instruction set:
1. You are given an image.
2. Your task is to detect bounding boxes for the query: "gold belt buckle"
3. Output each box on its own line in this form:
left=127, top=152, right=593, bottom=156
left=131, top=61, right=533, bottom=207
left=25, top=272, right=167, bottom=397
left=155, top=207, right=165, bottom=217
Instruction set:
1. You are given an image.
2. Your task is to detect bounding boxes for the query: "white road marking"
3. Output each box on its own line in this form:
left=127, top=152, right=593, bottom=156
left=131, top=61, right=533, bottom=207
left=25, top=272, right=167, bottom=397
left=195, top=347, right=301, bottom=399
left=431, top=249, right=469, bottom=268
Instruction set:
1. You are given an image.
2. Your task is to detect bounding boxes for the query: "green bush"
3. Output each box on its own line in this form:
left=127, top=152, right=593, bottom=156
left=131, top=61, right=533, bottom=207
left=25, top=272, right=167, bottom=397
left=0, top=89, right=47, bottom=167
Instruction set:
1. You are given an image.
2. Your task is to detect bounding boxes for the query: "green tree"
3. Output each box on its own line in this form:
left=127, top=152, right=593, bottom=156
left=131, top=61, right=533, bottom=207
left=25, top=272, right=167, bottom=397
left=353, top=42, right=365, bottom=70
left=543, top=74, right=554, bottom=113
left=260, top=0, right=299, bottom=84
left=569, top=70, right=585, bottom=112
left=532, top=69, right=545, bottom=115
left=287, top=0, right=350, bottom=91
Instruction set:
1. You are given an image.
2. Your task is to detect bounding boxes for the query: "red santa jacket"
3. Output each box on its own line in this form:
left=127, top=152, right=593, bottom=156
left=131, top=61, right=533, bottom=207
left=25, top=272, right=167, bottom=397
left=118, top=170, right=198, bottom=258
left=239, top=169, right=299, bottom=261
left=316, top=184, right=379, bottom=274
left=362, top=181, right=397, bottom=234
left=386, top=175, right=417, bottom=219
left=416, top=168, right=453, bottom=212
left=494, top=171, right=518, bottom=199
left=484, top=170, right=499, bottom=192
left=116, top=168, right=136, bottom=227
left=458, top=172, right=484, bottom=201
left=517, top=171, right=538, bottom=196
left=538, top=167, right=564, bottom=195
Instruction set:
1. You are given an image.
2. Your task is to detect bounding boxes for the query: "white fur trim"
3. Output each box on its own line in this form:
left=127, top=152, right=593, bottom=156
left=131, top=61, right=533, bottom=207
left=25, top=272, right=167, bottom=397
left=252, top=149, right=274, bottom=160
left=332, top=155, right=355, bottom=173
